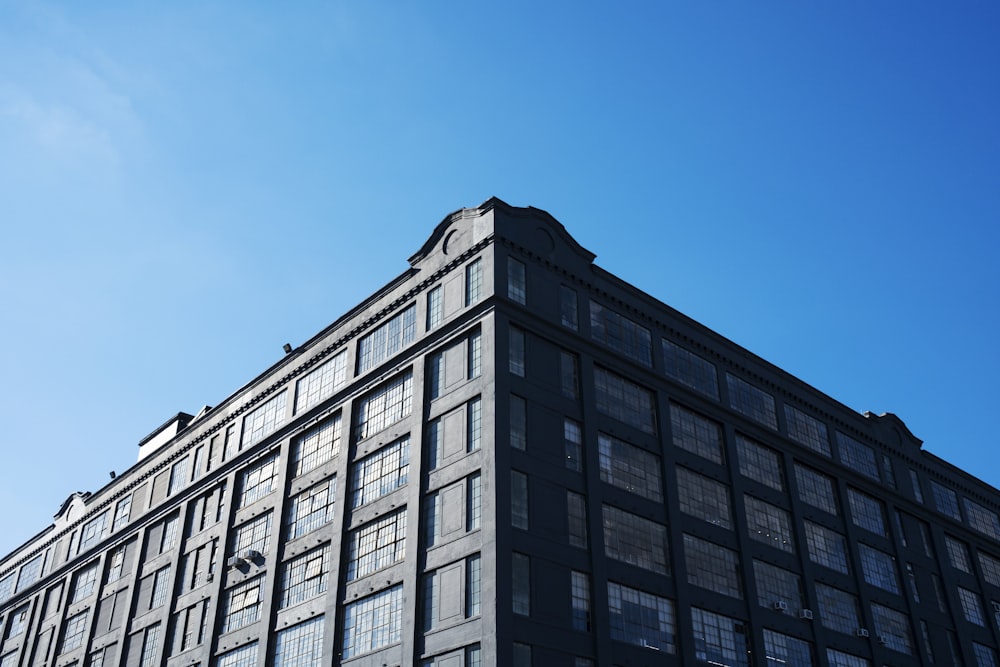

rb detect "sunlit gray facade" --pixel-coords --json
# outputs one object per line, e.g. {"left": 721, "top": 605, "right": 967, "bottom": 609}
{"left": 2, "top": 198, "right": 1000, "bottom": 667}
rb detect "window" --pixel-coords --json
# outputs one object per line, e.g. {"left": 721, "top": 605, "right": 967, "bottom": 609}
{"left": 602, "top": 504, "right": 669, "bottom": 574}
{"left": 744, "top": 495, "right": 794, "bottom": 553}
{"left": 662, "top": 339, "right": 719, "bottom": 399}
{"left": 905, "top": 563, "right": 921, "bottom": 602}
{"left": 469, "top": 331, "right": 482, "bottom": 379}
{"left": 981, "top": 551, "right": 1000, "bottom": 587}
{"left": 78, "top": 512, "right": 109, "bottom": 553}
{"left": 427, "top": 286, "right": 443, "bottom": 330}
{"left": 351, "top": 437, "right": 409, "bottom": 507}
{"left": 341, "top": 584, "right": 403, "bottom": 660}
{"left": 60, "top": 611, "right": 88, "bottom": 653}
{"left": 0, "top": 572, "right": 14, "bottom": 603}
{"left": 965, "top": 498, "right": 1000, "bottom": 540}
{"left": 946, "top": 535, "right": 973, "bottom": 572}
{"left": 881, "top": 454, "right": 896, "bottom": 489}
{"left": 467, "top": 473, "right": 482, "bottom": 531}
{"left": 930, "top": 480, "right": 961, "bottom": 520}
{"left": 726, "top": 373, "right": 777, "bottom": 429}
{"left": 112, "top": 494, "right": 132, "bottom": 530}
{"left": 794, "top": 464, "right": 837, "bottom": 514}
{"left": 826, "top": 649, "right": 870, "bottom": 667}
{"left": 287, "top": 478, "right": 335, "bottom": 539}
{"left": 598, "top": 433, "right": 663, "bottom": 501}
{"left": 279, "top": 546, "right": 330, "bottom": 608}
{"left": 920, "top": 620, "right": 935, "bottom": 663}
{"left": 858, "top": 544, "right": 899, "bottom": 593}
{"left": 292, "top": 414, "right": 341, "bottom": 476}
{"left": 607, "top": 581, "right": 676, "bottom": 653}
{"left": 960, "top": 586, "right": 987, "bottom": 626}
{"left": 670, "top": 403, "right": 723, "bottom": 463}
{"left": 510, "top": 395, "right": 526, "bottom": 450}
{"left": 232, "top": 512, "right": 272, "bottom": 555}
{"left": 159, "top": 513, "right": 180, "bottom": 554}
{"left": 753, "top": 560, "right": 803, "bottom": 610}
{"left": 508, "top": 257, "right": 526, "bottom": 304}
{"left": 676, "top": 467, "right": 732, "bottom": 529}
{"left": 784, "top": 405, "right": 831, "bottom": 456}
{"left": 423, "top": 554, "right": 481, "bottom": 630}
{"left": 973, "top": 642, "right": 999, "bottom": 667}
{"left": 683, "top": 534, "right": 742, "bottom": 599}
{"left": 16, "top": 553, "right": 44, "bottom": 592}
{"left": 274, "top": 616, "right": 324, "bottom": 667}
{"left": 847, "top": 488, "right": 886, "bottom": 536}
{"left": 509, "top": 326, "right": 525, "bottom": 376}
{"left": 106, "top": 544, "right": 128, "bottom": 583}
{"left": 217, "top": 642, "right": 257, "bottom": 667}
{"left": 6, "top": 605, "right": 29, "bottom": 636}
{"left": 467, "top": 646, "right": 482, "bottom": 667}
{"left": 357, "top": 304, "right": 417, "bottom": 373}
{"left": 691, "top": 608, "right": 750, "bottom": 667}
{"left": 136, "top": 623, "right": 161, "bottom": 667}
{"left": 70, "top": 561, "right": 100, "bottom": 603}
{"left": 465, "top": 259, "right": 482, "bottom": 306}
{"left": 347, "top": 511, "right": 407, "bottom": 580}
{"left": 804, "top": 521, "right": 849, "bottom": 573}
{"left": 910, "top": 469, "right": 924, "bottom": 503}
{"left": 294, "top": 350, "right": 348, "bottom": 413}
{"left": 564, "top": 418, "right": 583, "bottom": 471}
{"left": 149, "top": 566, "right": 171, "bottom": 609}
{"left": 513, "top": 553, "right": 530, "bottom": 615}
{"left": 512, "top": 471, "right": 529, "bottom": 529}
{"left": 239, "top": 452, "right": 280, "bottom": 508}
{"left": 595, "top": 367, "right": 656, "bottom": 434}
{"left": 355, "top": 373, "right": 413, "bottom": 440}
{"left": 590, "top": 301, "right": 652, "bottom": 367}
{"left": 560, "top": 285, "right": 578, "bottom": 330}
{"left": 762, "top": 629, "right": 813, "bottom": 667}
{"left": 835, "top": 432, "right": 879, "bottom": 481}
{"left": 815, "top": 583, "right": 860, "bottom": 635}
{"left": 871, "top": 603, "right": 913, "bottom": 654}
{"left": 222, "top": 576, "right": 265, "bottom": 632}
{"left": 736, "top": 434, "right": 784, "bottom": 491}
{"left": 424, "top": 474, "right": 480, "bottom": 548}
{"left": 241, "top": 390, "right": 288, "bottom": 447}
{"left": 513, "top": 643, "right": 532, "bottom": 667}
{"left": 561, "top": 350, "right": 579, "bottom": 399}
{"left": 467, "top": 554, "right": 481, "bottom": 617}
{"left": 428, "top": 333, "right": 481, "bottom": 399}
{"left": 571, "top": 571, "right": 591, "bottom": 631}
{"left": 568, "top": 491, "right": 588, "bottom": 548}
{"left": 168, "top": 457, "right": 189, "bottom": 496}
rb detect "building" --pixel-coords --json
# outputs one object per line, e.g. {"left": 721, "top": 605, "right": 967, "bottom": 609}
{"left": 2, "top": 197, "right": 1000, "bottom": 667}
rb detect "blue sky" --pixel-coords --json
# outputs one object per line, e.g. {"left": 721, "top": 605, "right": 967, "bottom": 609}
{"left": 1, "top": 2, "right": 998, "bottom": 558}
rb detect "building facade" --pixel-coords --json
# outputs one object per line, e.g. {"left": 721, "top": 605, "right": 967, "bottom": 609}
{"left": 2, "top": 198, "right": 1000, "bottom": 667}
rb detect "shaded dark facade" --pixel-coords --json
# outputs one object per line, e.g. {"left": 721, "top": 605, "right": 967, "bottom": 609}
{"left": 2, "top": 198, "right": 1000, "bottom": 667}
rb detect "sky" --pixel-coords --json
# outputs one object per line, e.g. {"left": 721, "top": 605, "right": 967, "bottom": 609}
{"left": 0, "top": 2, "right": 998, "bottom": 559}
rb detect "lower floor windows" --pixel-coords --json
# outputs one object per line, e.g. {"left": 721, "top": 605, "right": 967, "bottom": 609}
{"left": 691, "top": 608, "right": 749, "bottom": 667}
{"left": 341, "top": 585, "right": 403, "bottom": 659}
{"left": 274, "top": 616, "right": 324, "bottom": 667}
{"left": 607, "top": 581, "right": 676, "bottom": 653}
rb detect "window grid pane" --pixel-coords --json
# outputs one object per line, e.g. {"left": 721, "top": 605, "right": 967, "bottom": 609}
{"left": 295, "top": 351, "right": 348, "bottom": 413}
{"left": 676, "top": 467, "right": 732, "bottom": 529}
{"left": 590, "top": 301, "right": 652, "bottom": 367}
{"left": 279, "top": 547, "right": 330, "bottom": 608}
{"left": 273, "top": 616, "right": 324, "bottom": 667}
{"left": 287, "top": 478, "right": 335, "bottom": 539}
{"left": 607, "top": 581, "right": 676, "bottom": 653}
{"left": 355, "top": 374, "right": 413, "bottom": 440}
{"left": 595, "top": 367, "right": 656, "bottom": 434}
{"left": 662, "top": 339, "right": 719, "bottom": 399}
{"left": 351, "top": 437, "right": 409, "bottom": 507}
{"left": 346, "top": 511, "right": 407, "bottom": 581}
{"left": 341, "top": 586, "right": 403, "bottom": 659}
{"left": 602, "top": 505, "right": 669, "bottom": 574}
{"left": 726, "top": 373, "right": 777, "bottom": 429}
{"left": 598, "top": 433, "right": 663, "bottom": 502}
{"left": 292, "top": 415, "right": 342, "bottom": 476}
{"left": 670, "top": 404, "right": 723, "bottom": 464}
{"left": 357, "top": 304, "right": 417, "bottom": 374}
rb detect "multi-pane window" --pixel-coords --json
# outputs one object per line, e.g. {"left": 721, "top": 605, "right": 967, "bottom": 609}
{"left": 60, "top": 611, "right": 88, "bottom": 653}
{"left": 173, "top": 599, "right": 209, "bottom": 653}
{"left": 16, "top": 553, "right": 44, "bottom": 593}
{"left": 910, "top": 469, "right": 924, "bottom": 503}
{"left": 239, "top": 453, "right": 280, "bottom": 508}
{"left": 510, "top": 395, "right": 526, "bottom": 450}
{"left": 465, "top": 259, "right": 483, "bottom": 306}
{"left": 292, "top": 414, "right": 341, "bottom": 476}
{"left": 965, "top": 498, "right": 1000, "bottom": 540}
{"left": 683, "top": 534, "right": 742, "bottom": 599}
{"left": 905, "top": 563, "right": 921, "bottom": 602}
{"left": 784, "top": 405, "right": 831, "bottom": 457}
{"left": 736, "top": 434, "right": 784, "bottom": 491}
{"left": 858, "top": 544, "right": 899, "bottom": 594}
{"left": 351, "top": 437, "right": 409, "bottom": 507}
{"left": 881, "top": 454, "right": 896, "bottom": 489}
{"left": 794, "top": 464, "right": 837, "bottom": 514}
{"left": 826, "top": 649, "right": 870, "bottom": 667}
{"left": 217, "top": 642, "right": 257, "bottom": 667}
{"left": 744, "top": 495, "right": 794, "bottom": 553}
{"left": 508, "top": 257, "right": 526, "bottom": 304}
{"left": 222, "top": 576, "right": 265, "bottom": 632}
{"left": 602, "top": 504, "right": 669, "bottom": 574}
{"left": 571, "top": 571, "right": 591, "bottom": 632}
{"left": 590, "top": 302, "right": 652, "bottom": 367}
{"left": 168, "top": 457, "right": 189, "bottom": 496}
{"left": 662, "top": 339, "right": 719, "bottom": 399}
{"left": 980, "top": 551, "right": 1000, "bottom": 587}
{"left": 871, "top": 603, "right": 913, "bottom": 654}
{"left": 607, "top": 581, "right": 676, "bottom": 653}
{"left": 753, "top": 560, "right": 803, "bottom": 610}
{"left": 467, "top": 554, "right": 482, "bottom": 617}
{"left": 70, "top": 562, "right": 100, "bottom": 603}
{"left": 676, "top": 467, "right": 732, "bottom": 529}
{"left": 468, "top": 397, "right": 482, "bottom": 452}
{"left": 804, "top": 521, "right": 849, "bottom": 574}
{"left": 762, "top": 629, "right": 813, "bottom": 667}
{"left": 835, "top": 432, "right": 879, "bottom": 481}
{"left": 78, "top": 512, "right": 109, "bottom": 553}
{"left": 469, "top": 333, "right": 482, "bottom": 379}
{"left": 509, "top": 326, "right": 525, "bottom": 376}
{"left": 946, "top": 535, "right": 973, "bottom": 572}
{"left": 595, "top": 367, "right": 656, "bottom": 434}
{"left": 560, "top": 285, "right": 578, "bottom": 330}
{"left": 598, "top": 433, "right": 662, "bottom": 501}
{"left": 426, "top": 286, "right": 443, "bottom": 330}
{"left": 467, "top": 473, "right": 482, "bottom": 531}
{"left": 355, "top": 374, "right": 413, "bottom": 440}
{"left": 847, "top": 489, "right": 886, "bottom": 536}
{"left": 347, "top": 511, "right": 407, "bottom": 580}
{"left": 564, "top": 418, "right": 583, "bottom": 471}
{"left": 357, "top": 304, "right": 417, "bottom": 373}
{"left": 670, "top": 403, "right": 723, "bottom": 464}
{"left": 274, "top": 616, "right": 324, "bottom": 667}
{"left": 0, "top": 572, "right": 15, "bottom": 603}
{"left": 960, "top": 586, "right": 987, "bottom": 626}
{"left": 561, "top": 350, "right": 579, "bottom": 399}
{"left": 1, "top": 653, "right": 17, "bottom": 667}
{"left": 930, "top": 480, "right": 961, "bottom": 520}
{"left": 691, "top": 608, "right": 750, "bottom": 667}
{"left": 159, "top": 513, "right": 180, "bottom": 554}
{"left": 112, "top": 495, "right": 132, "bottom": 530}
{"left": 974, "top": 642, "right": 999, "bottom": 667}
{"left": 6, "top": 605, "right": 29, "bottom": 636}
{"left": 137, "top": 623, "right": 161, "bottom": 667}
{"left": 568, "top": 491, "right": 588, "bottom": 548}
{"left": 726, "top": 373, "right": 777, "bottom": 429}
{"left": 287, "top": 478, "right": 335, "bottom": 539}
{"left": 280, "top": 546, "right": 330, "bottom": 608}
{"left": 815, "top": 583, "right": 860, "bottom": 635}
{"left": 150, "top": 567, "right": 171, "bottom": 609}
{"left": 106, "top": 544, "right": 128, "bottom": 583}
{"left": 512, "top": 470, "right": 529, "bottom": 529}
{"left": 920, "top": 620, "right": 935, "bottom": 663}
{"left": 242, "top": 390, "right": 288, "bottom": 448}
{"left": 513, "top": 553, "right": 531, "bottom": 616}
{"left": 513, "top": 643, "right": 531, "bottom": 666}
{"left": 232, "top": 512, "right": 272, "bottom": 556}
{"left": 295, "top": 350, "right": 349, "bottom": 414}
